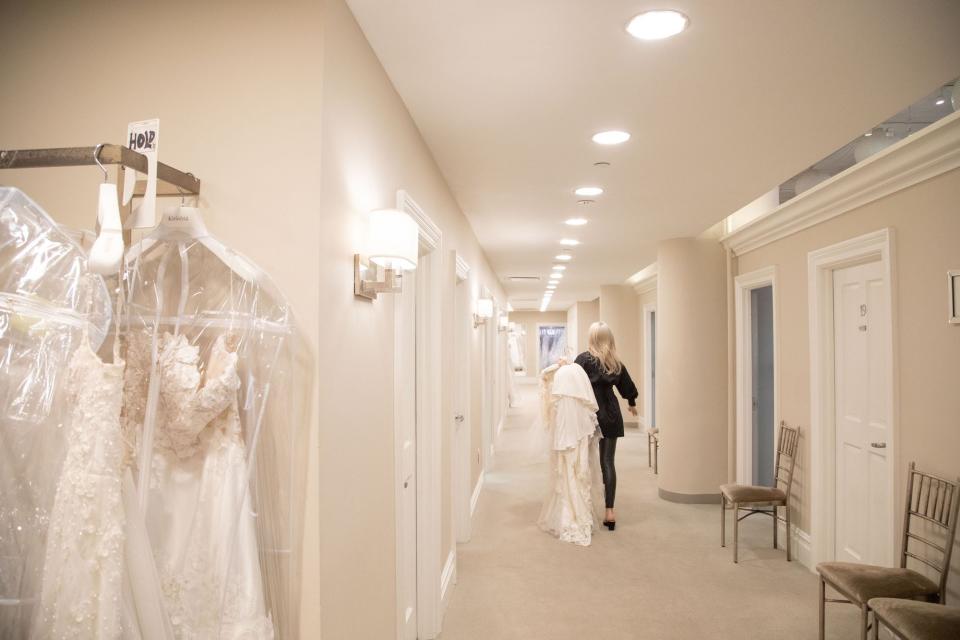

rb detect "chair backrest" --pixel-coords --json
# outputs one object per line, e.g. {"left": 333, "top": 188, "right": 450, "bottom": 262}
{"left": 773, "top": 421, "right": 800, "bottom": 498}
{"left": 899, "top": 462, "right": 960, "bottom": 603}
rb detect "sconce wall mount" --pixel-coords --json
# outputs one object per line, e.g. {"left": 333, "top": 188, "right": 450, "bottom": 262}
{"left": 354, "top": 254, "right": 402, "bottom": 300}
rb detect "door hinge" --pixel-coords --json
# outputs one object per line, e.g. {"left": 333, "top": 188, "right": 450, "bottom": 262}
{"left": 859, "top": 325, "right": 868, "bottom": 332}
{"left": 860, "top": 304, "right": 867, "bottom": 317}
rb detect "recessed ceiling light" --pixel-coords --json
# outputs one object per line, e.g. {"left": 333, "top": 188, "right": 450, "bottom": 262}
{"left": 574, "top": 186, "right": 603, "bottom": 197}
{"left": 592, "top": 130, "right": 631, "bottom": 145}
{"left": 626, "top": 10, "right": 689, "bottom": 40}
{"left": 864, "top": 131, "right": 873, "bottom": 137}
{"left": 565, "top": 217, "right": 588, "bottom": 226}
{"left": 555, "top": 254, "right": 572, "bottom": 261}
{"left": 936, "top": 98, "right": 946, "bottom": 106}
{"left": 547, "top": 285, "right": 557, "bottom": 290}
{"left": 552, "top": 265, "right": 566, "bottom": 271}
{"left": 560, "top": 238, "right": 580, "bottom": 246}
{"left": 550, "top": 273, "right": 563, "bottom": 279}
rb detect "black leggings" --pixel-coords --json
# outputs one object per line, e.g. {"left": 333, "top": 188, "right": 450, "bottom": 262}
{"left": 599, "top": 436, "right": 618, "bottom": 509}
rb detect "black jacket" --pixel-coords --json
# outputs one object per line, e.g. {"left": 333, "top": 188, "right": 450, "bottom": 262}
{"left": 575, "top": 352, "right": 639, "bottom": 439}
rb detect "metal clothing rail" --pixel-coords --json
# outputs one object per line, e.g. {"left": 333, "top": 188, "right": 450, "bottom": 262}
{"left": 0, "top": 144, "right": 201, "bottom": 196}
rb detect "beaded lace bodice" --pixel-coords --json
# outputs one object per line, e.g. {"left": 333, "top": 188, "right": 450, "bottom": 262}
{"left": 34, "top": 338, "right": 126, "bottom": 639}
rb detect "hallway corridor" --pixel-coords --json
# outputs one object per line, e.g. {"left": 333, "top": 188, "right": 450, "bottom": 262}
{"left": 441, "top": 383, "right": 860, "bottom": 639}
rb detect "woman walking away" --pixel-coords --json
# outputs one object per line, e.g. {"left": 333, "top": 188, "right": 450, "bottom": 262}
{"left": 575, "top": 321, "right": 638, "bottom": 531}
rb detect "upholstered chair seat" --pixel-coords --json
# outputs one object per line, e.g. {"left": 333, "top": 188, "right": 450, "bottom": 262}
{"left": 817, "top": 562, "right": 938, "bottom": 603}
{"left": 720, "top": 484, "right": 786, "bottom": 505}
{"left": 869, "top": 598, "right": 960, "bottom": 640}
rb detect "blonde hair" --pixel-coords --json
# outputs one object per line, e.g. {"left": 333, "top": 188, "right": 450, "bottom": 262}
{"left": 587, "top": 321, "right": 622, "bottom": 375}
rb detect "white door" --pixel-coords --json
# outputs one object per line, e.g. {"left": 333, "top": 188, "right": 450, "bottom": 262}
{"left": 833, "top": 260, "right": 891, "bottom": 565}
{"left": 397, "top": 267, "right": 418, "bottom": 639}
{"left": 454, "top": 277, "right": 471, "bottom": 542}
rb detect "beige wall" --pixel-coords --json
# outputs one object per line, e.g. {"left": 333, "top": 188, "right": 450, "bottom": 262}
{"left": 567, "top": 299, "right": 599, "bottom": 356}
{"left": 322, "top": 0, "right": 506, "bottom": 637}
{"left": 508, "top": 310, "right": 567, "bottom": 375}
{"left": 657, "top": 237, "right": 729, "bottom": 498}
{"left": 736, "top": 168, "right": 960, "bottom": 571}
{"left": 599, "top": 285, "right": 640, "bottom": 424}
{"left": 1, "top": 1, "right": 508, "bottom": 637}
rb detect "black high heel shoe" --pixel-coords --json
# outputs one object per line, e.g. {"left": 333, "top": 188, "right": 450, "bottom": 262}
{"left": 603, "top": 520, "right": 616, "bottom": 531}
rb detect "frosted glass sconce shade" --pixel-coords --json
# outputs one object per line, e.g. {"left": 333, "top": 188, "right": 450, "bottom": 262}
{"left": 369, "top": 209, "right": 418, "bottom": 271}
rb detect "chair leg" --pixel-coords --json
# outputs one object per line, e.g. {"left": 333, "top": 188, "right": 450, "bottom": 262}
{"left": 872, "top": 612, "right": 880, "bottom": 640}
{"left": 653, "top": 440, "right": 658, "bottom": 474}
{"left": 818, "top": 577, "right": 826, "bottom": 640}
{"left": 860, "top": 604, "right": 869, "bottom": 640}
{"left": 785, "top": 504, "right": 791, "bottom": 562}
{"left": 720, "top": 495, "right": 726, "bottom": 547}
{"left": 733, "top": 503, "right": 739, "bottom": 563}
{"left": 647, "top": 434, "right": 652, "bottom": 467}
{"left": 773, "top": 505, "right": 778, "bottom": 549}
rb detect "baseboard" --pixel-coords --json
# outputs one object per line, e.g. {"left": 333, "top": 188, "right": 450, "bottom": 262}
{"left": 439, "top": 550, "right": 456, "bottom": 613}
{"left": 777, "top": 519, "right": 813, "bottom": 569}
{"left": 470, "top": 471, "right": 484, "bottom": 517}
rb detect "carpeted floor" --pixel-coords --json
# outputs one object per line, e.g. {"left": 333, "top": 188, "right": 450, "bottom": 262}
{"left": 440, "top": 382, "right": 863, "bottom": 639}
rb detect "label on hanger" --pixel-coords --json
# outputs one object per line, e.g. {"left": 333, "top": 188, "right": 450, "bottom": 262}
{"left": 122, "top": 118, "right": 160, "bottom": 229}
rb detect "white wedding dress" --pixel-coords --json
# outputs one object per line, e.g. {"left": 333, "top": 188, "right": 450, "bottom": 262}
{"left": 124, "top": 331, "right": 273, "bottom": 639}
{"left": 537, "top": 363, "right": 605, "bottom": 546}
{"left": 33, "top": 335, "right": 126, "bottom": 639}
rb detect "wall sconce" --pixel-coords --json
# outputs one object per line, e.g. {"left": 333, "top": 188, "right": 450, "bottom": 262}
{"left": 497, "top": 313, "right": 510, "bottom": 332}
{"left": 474, "top": 297, "right": 494, "bottom": 328}
{"left": 355, "top": 209, "right": 419, "bottom": 300}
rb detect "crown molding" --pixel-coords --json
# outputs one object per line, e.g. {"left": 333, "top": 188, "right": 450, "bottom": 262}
{"left": 723, "top": 110, "right": 960, "bottom": 256}
{"left": 628, "top": 262, "right": 658, "bottom": 294}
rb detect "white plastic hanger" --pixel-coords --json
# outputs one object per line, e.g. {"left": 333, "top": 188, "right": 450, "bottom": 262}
{"left": 88, "top": 144, "right": 125, "bottom": 275}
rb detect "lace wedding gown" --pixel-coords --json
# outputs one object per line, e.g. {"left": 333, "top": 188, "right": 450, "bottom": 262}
{"left": 33, "top": 336, "right": 126, "bottom": 639}
{"left": 537, "top": 363, "right": 604, "bottom": 546}
{"left": 124, "top": 332, "right": 273, "bottom": 639}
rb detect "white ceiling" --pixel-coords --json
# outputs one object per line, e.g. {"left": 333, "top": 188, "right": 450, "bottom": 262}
{"left": 345, "top": 0, "right": 960, "bottom": 310}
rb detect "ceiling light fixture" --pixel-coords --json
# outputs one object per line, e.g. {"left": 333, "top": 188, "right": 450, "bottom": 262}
{"left": 935, "top": 98, "right": 946, "bottom": 106}
{"left": 565, "top": 217, "right": 588, "bottom": 226}
{"left": 591, "top": 131, "right": 631, "bottom": 145}
{"left": 550, "top": 273, "right": 563, "bottom": 279}
{"left": 552, "top": 265, "right": 566, "bottom": 271}
{"left": 555, "top": 254, "right": 572, "bottom": 261}
{"left": 574, "top": 186, "right": 603, "bottom": 197}
{"left": 626, "top": 10, "right": 689, "bottom": 40}
{"left": 559, "top": 238, "right": 580, "bottom": 246}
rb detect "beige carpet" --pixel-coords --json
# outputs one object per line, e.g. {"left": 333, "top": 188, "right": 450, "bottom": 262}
{"left": 440, "top": 383, "right": 863, "bottom": 639}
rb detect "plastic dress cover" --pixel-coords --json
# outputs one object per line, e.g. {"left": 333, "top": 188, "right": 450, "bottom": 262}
{"left": 122, "top": 211, "right": 306, "bottom": 639}
{"left": 0, "top": 187, "right": 112, "bottom": 637}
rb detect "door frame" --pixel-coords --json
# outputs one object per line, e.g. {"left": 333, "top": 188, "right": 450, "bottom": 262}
{"left": 807, "top": 228, "right": 898, "bottom": 568}
{"left": 734, "top": 266, "right": 779, "bottom": 485}
{"left": 394, "top": 190, "right": 443, "bottom": 639}
{"left": 642, "top": 302, "right": 657, "bottom": 430}
{"left": 453, "top": 252, "right": 472, "bottom": 544}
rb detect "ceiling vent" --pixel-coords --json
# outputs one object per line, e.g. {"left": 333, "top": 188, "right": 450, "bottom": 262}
{"left": 506, "top": 275, "right": 541, "bottom": 282}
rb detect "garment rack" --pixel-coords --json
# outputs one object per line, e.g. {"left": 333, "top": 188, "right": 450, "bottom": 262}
{"left": 0, "top": 144, "right": 201, "bottom": 197}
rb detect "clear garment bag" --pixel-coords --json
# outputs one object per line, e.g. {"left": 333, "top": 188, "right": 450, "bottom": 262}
{"left": 0, "top": 187, "right": 112, "bottom": 638}
{"left": 121, "top": 208, "right": 305, "bottom": 639}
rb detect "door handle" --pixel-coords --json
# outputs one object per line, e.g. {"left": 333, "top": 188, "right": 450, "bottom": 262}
{"left": 870, "top": 442, "right": 887, "bottom": 449}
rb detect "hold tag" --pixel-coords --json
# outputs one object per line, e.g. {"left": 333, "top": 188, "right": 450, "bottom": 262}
{"left": 122, "top": 118, "right": 160, "bottom": 229}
